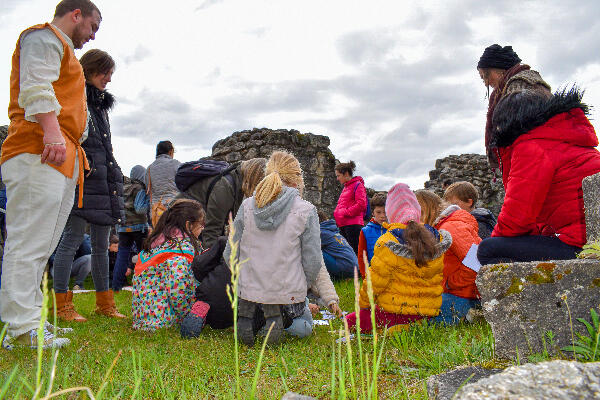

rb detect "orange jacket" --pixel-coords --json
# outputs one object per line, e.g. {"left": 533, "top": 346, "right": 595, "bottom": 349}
{"left": 435, "top": 206, "right": 481, "bottom": 299}
{"left": 2, "top": 23, "right": 88, "bottom": 206}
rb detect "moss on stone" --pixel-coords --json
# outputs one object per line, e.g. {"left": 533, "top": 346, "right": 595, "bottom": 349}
{"left": 525, "top": 263, "right": 556, "bottom": 284}
{"left": 556, "top": 273, "right": 563, "bottom": 280}
{"left": 489, "top": 264, "right": 510, "bottom": 273}
{"left": 564, "top": 269, "right": 572, "bottom": 274}
{"left": 505, "top": 276, "right": 524, "bottom": 296}
{"left": 593, "top": 278, "right": 600, "bottom": 287}
{"left": 536, "top": 262, "right": 556, "bottom": 272}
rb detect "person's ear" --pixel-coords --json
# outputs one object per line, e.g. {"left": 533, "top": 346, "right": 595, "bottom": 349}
{"left": 71, "top": 9, "right": 82, "bottom": 23}
{"left": 468, "top": 199, "right": 474, "bottom": 208}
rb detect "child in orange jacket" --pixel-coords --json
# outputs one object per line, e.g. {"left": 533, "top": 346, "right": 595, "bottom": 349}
{"left": 416, "top": 190, "right": 481, "bottom": 325}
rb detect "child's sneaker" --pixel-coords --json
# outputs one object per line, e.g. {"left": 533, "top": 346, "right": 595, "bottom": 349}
{"left": 237, "top": 299, "right": 257, "bottom": 347}
{"left": 2, "top": 328, "right": 70, "bottom": 350}
{"left": 180, "top": 301, "right": 210, "bottom": 338}
{"left": 262, "top": 304, "right": 283, "bottom": 345}
{"left": 45, "top": 321, "right": 74, "bottom": 335}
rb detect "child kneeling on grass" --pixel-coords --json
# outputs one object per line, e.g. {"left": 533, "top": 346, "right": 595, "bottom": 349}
{"left": 224, "top": 151, "right": 322, "bottom": 347}
{"left": 132, "top": 199, "right": 207, "bottom": 332}
{"left": 345, "top": 183, "right": 452, "bottom": 334}
{"left": 416, "top": 190, "right": 482, "bottom": 325}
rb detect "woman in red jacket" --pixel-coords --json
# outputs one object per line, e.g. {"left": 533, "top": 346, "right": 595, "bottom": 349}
{"left": 333, "top": 161, "right": 367, "bottom": 255}
{"left": 478, "top": 88, "right": 600, "bottom": 265}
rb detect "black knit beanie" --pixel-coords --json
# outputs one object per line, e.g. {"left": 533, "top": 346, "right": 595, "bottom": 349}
{"left": 477, "top": 44, "right": 521, "bottom": 70}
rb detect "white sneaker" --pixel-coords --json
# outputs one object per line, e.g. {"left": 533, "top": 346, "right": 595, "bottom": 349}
{"left": 2, "top": 328, "right": 70, "bottom": 350}
{"left": 45, "top": 321, "right": 74, "bottom": 335}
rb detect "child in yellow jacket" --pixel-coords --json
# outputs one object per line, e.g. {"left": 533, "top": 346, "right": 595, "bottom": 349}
{"left": 345, "top": 183, "right": 452, "bottom": 333}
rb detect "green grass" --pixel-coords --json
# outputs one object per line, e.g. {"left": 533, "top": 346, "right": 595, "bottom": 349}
{"left": 2, "top": 279, "right": 502, "bottom": 399}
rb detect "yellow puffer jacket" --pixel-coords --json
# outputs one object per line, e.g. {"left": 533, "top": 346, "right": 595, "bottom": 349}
{"left": 358, "top": 222, "right": 452, "bottom": 316}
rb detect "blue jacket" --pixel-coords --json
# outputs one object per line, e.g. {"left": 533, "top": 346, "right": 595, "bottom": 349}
{"left": 319, "top": 220, "right": 358, "bottom": 270}
{"left": 361, "top": 220, "right": 387, "bottom": 262}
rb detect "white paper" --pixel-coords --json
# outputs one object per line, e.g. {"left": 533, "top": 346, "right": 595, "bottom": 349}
{"left": 462, "top": 243, "right": 482, "bottom": 273}
{"left": 336, "top": 334, "right": 355, "bottom": 343}
{"left": 313, "top": 319, "right": 330, "bottom": 326}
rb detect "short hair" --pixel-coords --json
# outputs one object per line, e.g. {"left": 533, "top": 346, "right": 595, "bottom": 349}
{"left": 79, "top": 49, "right": 114, "bottom": 81}
{"left": 444, "top": 181, "right": 479, "bottom": 205}
{"left": 370, "top": 193, "right": 386, "bottom": 209}
{"left": 156, "top": 141, "right": 174, "bottom": 157}
{"left": 109, "top": 234, "right": 119, "bottom": 245}
{"left": 54, "top": 0, "right": 101, "bottom": 19}
{"left": 317, "top": 211, "right": 329, "bottom": 223}
{"left": 335, "top": 160, "right": 356, "bottom": 176}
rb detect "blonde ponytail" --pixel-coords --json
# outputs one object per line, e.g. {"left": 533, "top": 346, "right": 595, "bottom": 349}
{"left": 254, "top": 151, "right": 303, "bottom": 208}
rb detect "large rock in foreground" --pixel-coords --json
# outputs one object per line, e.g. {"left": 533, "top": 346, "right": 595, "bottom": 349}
{"left": 454, "top": 360, "right": 600, "bottom": 399}
{"left": 477, "top": 259, "right": 600, "bottom": 360}
{"left": 427, "top": 366, "right": 503, "bottom": 400}
{"left": 583, "top": 172, "right": 600, "bottom": 243}
{"left": 212, "top": 128, "right": 341, "bottom": 216}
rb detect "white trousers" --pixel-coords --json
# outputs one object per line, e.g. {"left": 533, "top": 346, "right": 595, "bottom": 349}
{"left": 0, "top": 153, "right": 78, "bottom": 337}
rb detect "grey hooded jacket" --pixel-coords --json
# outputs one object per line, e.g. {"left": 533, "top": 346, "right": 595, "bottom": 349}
{"left": 224, "top": 186, "right": 322, "bottom": 304}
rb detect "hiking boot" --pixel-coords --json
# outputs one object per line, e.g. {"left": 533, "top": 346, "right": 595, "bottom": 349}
{"left": 262, "top": 304, "right": 283, "bottom": 345}
{"left": 51, "top": 291, "right": 87, "bottom": 322}
{"left": 2, "top": 328, "right": 70, "bottom": 350}
{"left": 237, "top": 299, "right": 257, "bottom": 347}
{"left": 180, "top": 301, "right": 210, "bottom": 338}
{"left": 45, "top": 321, "right": 74, "bottom": 335}
{"left": 95, "top": 290, "right": 126, "bottom": 318}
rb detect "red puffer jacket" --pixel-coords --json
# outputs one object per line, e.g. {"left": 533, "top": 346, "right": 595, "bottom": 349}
{"left": 494, "top": 107, "right": 600, "bottom": 247}
{"left": 436, "top": 206, "right": 482, "bottom": 299}
{"left": 334, "top": 176, "right": 367, "bottom": 227}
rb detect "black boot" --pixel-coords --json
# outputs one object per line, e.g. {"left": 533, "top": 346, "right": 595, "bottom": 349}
{"left": 237, "top": 299, "right": 257, "bottom": 347}
{"left": 262, "top": 304, "right": 283, "bottom": 345}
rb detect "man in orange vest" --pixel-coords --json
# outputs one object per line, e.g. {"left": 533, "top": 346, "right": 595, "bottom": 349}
{"left": 0, "top": 0, "right": 101, "bottom": 350}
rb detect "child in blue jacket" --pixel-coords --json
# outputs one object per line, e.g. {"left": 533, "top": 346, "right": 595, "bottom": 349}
{"left": 357, "top": 193, "right": 387, "bottom": 276}
{"left": 318, "top": 211, "right": 358, "bottom": 279}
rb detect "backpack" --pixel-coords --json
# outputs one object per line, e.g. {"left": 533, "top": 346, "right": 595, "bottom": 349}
{"left": 175, "top": 159, "right": 239, "bottom": 207}
{"left": 354, "top": 182, "right": 370, "bottom": 220}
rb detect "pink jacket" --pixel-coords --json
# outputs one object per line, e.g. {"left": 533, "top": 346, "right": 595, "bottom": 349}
{"left": 334, "top": 176, "right": 367, "bottom": 227}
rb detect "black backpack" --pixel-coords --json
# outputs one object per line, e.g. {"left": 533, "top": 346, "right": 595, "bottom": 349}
{"left": 175, "top": 160, "right": 238, "bottom": 205}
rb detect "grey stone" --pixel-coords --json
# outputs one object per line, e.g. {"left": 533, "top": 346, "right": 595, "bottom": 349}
{"left": 583, "top": 172, "right": 600, "bottom": 243}
{"left": 424, "top": 153, "right": 504, "bottom": 216}
{"left": 455, "top": 360, "right": 600, "bottom": 399}
{"left": 280, "top": 393, "right": 317, "bottom": 400}
{"left": 477, "top": 259, "right": 600, "bottom": 360}
{"left": 427, "top": 366, "right": 502, "bottom": 400}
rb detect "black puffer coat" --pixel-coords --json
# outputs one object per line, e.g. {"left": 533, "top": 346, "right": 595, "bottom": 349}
{"left": 191, "top": 236, "right": 233, "bottom": 329}
{"left": 71, "top": 84, "right": 124, "bottom": 226}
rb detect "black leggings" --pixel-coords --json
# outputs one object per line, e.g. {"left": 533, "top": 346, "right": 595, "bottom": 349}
{"left": 339, "top": 224, "right": 363, "bottom": 255}
{"left": 477, "top": 235, "right": 581, "bottom": 265}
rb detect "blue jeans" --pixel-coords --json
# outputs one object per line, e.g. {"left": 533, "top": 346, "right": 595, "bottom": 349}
{"left": 477, "top": 235, "right": 581, "bottom": 265}
{"left": 323, "top": 251, "right": 356, "bottom": 280}
{"left": 285, "top": 302, "right": 313, "bottom": 338}
{"left": 113, "top": 230, "right": 146, "bottom": 291}
{"left": 433, "top": 293, "right": 480, "bottom": 325}
{"left": 51, "top": 254, "right": 91, "bottom": 287}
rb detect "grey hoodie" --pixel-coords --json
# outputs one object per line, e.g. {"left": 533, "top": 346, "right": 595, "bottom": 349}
{"left": 224, "top": 186, "right": 322, "bottom": 304}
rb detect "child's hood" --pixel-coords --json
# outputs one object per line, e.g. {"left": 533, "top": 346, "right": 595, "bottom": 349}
{"left": 471, "top": 207, "right": 497, "bottom": 222}
{"left": 130, "top": 165, "right": 146, "bottom": 183}
{"left": 253, "top": 186, "right": 299, "bottom": 230}
{"left": 436, "top": 205, "right": 479, "bottom": 231}
{"left": 381, "top": 222, "right": 452, "bottom": 261}
{"left": 320, "top": 219, "right": 339, "bottom": 234}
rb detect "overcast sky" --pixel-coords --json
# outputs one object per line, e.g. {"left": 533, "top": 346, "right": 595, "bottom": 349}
{"left": 1, "top": 0, "right": 599, "bottom": 190}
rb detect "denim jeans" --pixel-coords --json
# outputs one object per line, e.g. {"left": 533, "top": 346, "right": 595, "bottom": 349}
{"left": 113, "top": 230, "right": 147, "bottom": 291}
{"left": 432, "top": 293, "right": 480, "bottom": 326}
{"left": 51, "top": 254, "right": 91, "bottom": 288}
{"left": 53, "top": 215, "right": 111, "bottom": 293}
{"left": 322, "top": 251, "right": 356, "bottom": 280}
{"left": 477, "top": 235, "right": 581, "bottom": 265}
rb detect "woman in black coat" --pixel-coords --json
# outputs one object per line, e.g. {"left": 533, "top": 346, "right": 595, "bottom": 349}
{"left": 52, "top": 49, "right": 125, "bottom": 322}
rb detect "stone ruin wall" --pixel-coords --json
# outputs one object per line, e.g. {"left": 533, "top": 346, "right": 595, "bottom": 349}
{"left": 211, "top": 128, "right": 342, "bottom": 217}
{"left": 424, "top": 153, "right": 505, "bottom": 216}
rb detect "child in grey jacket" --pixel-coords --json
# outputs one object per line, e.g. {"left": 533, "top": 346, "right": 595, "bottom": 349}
{"left": 224, "top": 151, "right": 322, "bottom": 346}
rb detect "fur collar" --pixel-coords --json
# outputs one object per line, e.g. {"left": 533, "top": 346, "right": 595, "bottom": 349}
{"left": 384, "top": 228, "right": 452, "bottom": 261}
{"left": 491, "top": 86, "right": 588, "bottom": 148}
{"left": 86, "top": 83, "right": 115, "bottom": 111}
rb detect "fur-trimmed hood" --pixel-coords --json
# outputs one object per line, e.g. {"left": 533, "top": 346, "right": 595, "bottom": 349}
{"left": 383, "top": 223, "right": 452, "bottom": 261}
{"left": 491, "top": 87, "right": 593, "bottom": 148}
{"left": 86, "top": 83, "right": 115, "bottom": 111}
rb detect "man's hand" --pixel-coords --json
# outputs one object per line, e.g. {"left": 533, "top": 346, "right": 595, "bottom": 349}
{"left": 329, "top": 303, "right": 343, "bottom": 318}
{"left": 35, "top": 112, "right": 66, "bottom": 166}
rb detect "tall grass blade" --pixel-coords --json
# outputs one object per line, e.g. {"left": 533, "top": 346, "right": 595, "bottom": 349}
{"left": 250, "top": 323, "right": 274, "bottom": 399}
{"left": 0, "top": 366, "right": 19, "bottom": 400}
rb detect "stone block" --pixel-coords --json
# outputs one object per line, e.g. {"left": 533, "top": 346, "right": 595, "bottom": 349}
{"left": 477, "top": 259, "right": 600, "bottom": 360}
{"left": 583, "top": 172, "right": 600, "bottom": 243}
{"left": 455, "top": 361, "right": 600, "bottom": 399}
{"left": 427, "top": 366, "right": 502, "bottom": 400}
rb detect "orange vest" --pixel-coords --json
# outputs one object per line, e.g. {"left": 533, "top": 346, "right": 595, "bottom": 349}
{"left": 2, "top": 23, "right": 89, "bottom": 207}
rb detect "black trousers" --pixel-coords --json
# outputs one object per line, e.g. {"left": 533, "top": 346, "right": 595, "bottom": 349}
{"left": 339, "top": 224, "right": 363, "bottom": 255}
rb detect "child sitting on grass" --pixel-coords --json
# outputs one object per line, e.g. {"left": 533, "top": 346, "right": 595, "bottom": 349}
{"left": 318, "top": 211, "right": 358, "bottom": 279}
{"left": 443, "top": 181, "right": 496, "bottom": 240}
{"left": 224, "top": 151, "right": 322, "bottom": 347}
{"left": 357, "top": 193, "right": 388, "bottom": 277}
{"left": 416, "top": 190, "right": 481, "bottom": 325}
{"left": 132, "top": 199, "right": 206, "bottom": 331}
{"left": 345, "top": 183, "right": 452, "bottom": 334}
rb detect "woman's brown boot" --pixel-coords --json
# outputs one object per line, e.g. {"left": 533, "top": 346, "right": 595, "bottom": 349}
{"left": 51, "top": 291, "right": 87, "bottom": 322}
{"left": 95, "top": 290, "right": 126, "bottom": 318}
